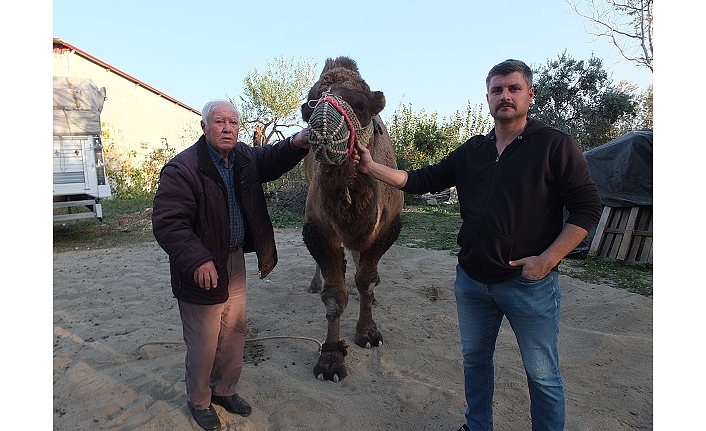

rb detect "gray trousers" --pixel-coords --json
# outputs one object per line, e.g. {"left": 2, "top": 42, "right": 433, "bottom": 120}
{"left": 178, "top": 248, "right": 246, "bottom": 410}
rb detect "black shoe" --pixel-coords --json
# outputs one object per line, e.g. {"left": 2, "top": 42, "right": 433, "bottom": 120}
{"left": 211, "top": 393, "right": 252, "bottom": 417}
{"left": 457, "top": 425, "right": 471, "bottom": 431}
{"left": 189, "top": 404, "right": 221, "bottom": 430}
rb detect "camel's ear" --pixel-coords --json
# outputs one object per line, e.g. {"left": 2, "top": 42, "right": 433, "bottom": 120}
{"left": 301, "top": 86, "right": 319, "bottom": 122}
{"left": 370, "top": 91, "right": 386, "bottom": 116}
{"left": 301, "top": 101, "right": 313, "bottom": 123}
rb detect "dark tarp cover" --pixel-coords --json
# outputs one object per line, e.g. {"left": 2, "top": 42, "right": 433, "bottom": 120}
{"left": 583, "top": 129, "right": 653, "bottom": 207}
{"left": 567, "top": 129, "right": 653, "bottom": 258}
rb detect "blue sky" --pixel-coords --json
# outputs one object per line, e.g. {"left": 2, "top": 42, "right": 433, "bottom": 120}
{"left": 51, "top": 0, "right": 653, "bottom": 121}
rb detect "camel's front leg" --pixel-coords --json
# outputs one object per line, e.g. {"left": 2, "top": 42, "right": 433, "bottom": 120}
{"left": 354, "top": 254, "right": 382, "bottom": 348}
{"left": 302, "top": 222, "right": 350, "bottom": 382}
{"left": 353, "top": 216, "right": 402, "bottom": 348}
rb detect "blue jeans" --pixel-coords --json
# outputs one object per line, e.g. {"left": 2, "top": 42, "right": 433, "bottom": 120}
{"left": 454, "top": 265, "right": 564, "bottom": 431}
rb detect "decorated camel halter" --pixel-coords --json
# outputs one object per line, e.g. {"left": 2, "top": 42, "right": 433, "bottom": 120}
{"left": 307, "top": 90, "right": 374, "bottom": 165}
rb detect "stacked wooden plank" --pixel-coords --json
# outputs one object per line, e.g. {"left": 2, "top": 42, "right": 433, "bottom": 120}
{"left": 588, "top": 206, "right": 653, "bottom": 264}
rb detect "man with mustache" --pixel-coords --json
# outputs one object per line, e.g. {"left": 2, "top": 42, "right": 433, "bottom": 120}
{"left": 353, "top": 59, "right": 602, "bottom": 431}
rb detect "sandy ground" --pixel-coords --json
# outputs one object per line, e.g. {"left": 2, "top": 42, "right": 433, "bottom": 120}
{"left": 53, "top": 228, "right": 652, "bottom": 430}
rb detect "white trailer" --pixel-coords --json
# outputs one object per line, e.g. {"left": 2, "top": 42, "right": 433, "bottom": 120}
{"left": 53, "top": 77, "right": 112, "bottom": 221}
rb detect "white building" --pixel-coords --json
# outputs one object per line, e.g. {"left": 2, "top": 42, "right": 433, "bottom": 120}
{"left": 53, "top": 38, "right": 202, "bottom": 159}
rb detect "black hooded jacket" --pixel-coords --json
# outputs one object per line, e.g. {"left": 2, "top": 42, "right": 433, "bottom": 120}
{"left": 402, "top": 118, "right": 602, "bottom": 284}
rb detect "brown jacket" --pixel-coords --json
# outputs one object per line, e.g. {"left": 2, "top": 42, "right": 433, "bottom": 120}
{"left": 152, "top": 135, "right": 307, "bottom": 304}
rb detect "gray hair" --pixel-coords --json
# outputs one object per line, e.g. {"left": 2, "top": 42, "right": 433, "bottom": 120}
{"left": 201, "top": 99, "right": 239, "bottom": 125}
{"left": 485, "top": 59, "right": 533, "bottom": 89}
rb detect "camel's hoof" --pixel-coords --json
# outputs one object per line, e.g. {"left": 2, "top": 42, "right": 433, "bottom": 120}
{"left": 364, "top": 339, "right": 383, "bottom": 348}
{"left": 314, "top": 341, "right": 348, "bottom": 382}
{"left": 316, "top": 373, "right": 341, "bottom": 382}
{"left": 355, "top": 329, "right": 383, "bottom": 349}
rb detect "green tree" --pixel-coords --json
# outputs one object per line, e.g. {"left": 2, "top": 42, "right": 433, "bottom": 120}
{"left": 613, "top": 80, "right": 653, "bottom": 133}
{"left": 389, "top": 102, "right": 492, "bottom": 170}
{"left": 235, "top": 56, "right": 318, "bottom": 145}
{"left": 640, "top": 83, "right": 653, "bottom": 128}
{"left": 529, "top": 52, "right": 637, "bottom": 149}
{"left": 448, "top": 101, "right": 494, "bottom": 143}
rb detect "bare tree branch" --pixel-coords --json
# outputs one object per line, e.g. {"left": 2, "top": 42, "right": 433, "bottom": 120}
{"left": 567, "top": 0, "right": 653, "bottom": 72}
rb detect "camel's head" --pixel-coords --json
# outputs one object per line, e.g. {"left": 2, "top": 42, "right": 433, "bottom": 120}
{"left": 301, "top": 57, "right": 386, "bottom": 165}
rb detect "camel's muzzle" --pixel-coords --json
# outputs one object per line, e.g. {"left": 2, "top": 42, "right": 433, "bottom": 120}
{"left": 307, "top": 92, "right": 373, "bottom": 165}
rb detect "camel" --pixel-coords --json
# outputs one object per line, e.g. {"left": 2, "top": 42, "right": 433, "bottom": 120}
{"left": 299, "top": 57, "right": 403, "bottom": 382}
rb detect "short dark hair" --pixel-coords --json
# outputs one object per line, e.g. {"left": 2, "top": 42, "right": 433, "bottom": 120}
{"left": 486, "top": 59, "right": 533, "bottom": 89}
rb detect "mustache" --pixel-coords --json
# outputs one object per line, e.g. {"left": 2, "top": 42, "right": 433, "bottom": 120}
{"left": 496, "top": 102, "right": 515, "bottom": 110}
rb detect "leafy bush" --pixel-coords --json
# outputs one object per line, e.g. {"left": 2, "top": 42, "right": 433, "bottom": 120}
{"left": 104, "top": 142, "right": 177, "bottom": 199}
{"left": 389, "top": 102, "right": 491, "bottom": 170}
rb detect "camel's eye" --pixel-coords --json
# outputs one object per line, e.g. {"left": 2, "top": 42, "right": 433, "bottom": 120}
{"left": 351, "top": 101, "right": 368, "bottom": 117}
